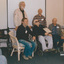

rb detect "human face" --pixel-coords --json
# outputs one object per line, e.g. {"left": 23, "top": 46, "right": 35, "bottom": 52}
{"left": 23, "top": 19, "right": 28, "bottom": 27}
{"left": 20, "top": 2, "right": 25, "bottom": 10}
{"left": 38, "top": 9, "right": 43, "bottom": 16}
{"left": 52, "top": 18, "right": 57, "bottom": 25}
{"left": 34, "top": 20, "right": 40, "bottom": 26}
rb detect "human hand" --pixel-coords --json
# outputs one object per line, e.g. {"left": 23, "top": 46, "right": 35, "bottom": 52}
{"left": 45, "top": 33, "right": 48, "bottom": 36}
{"left": 48, "top": 34, "right": 52, "bottom": 36}
{"left": 32, "top": 36, "right": 36, "bottom": 41}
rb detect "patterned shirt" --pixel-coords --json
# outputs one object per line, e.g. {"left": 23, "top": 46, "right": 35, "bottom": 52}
{"left": 32, "top": 14, "right": 47, "bottom": 27}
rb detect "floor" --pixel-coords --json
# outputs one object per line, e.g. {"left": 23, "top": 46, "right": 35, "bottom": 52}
{"left": 1, "top": 48, "right": 64, "bottom": 64}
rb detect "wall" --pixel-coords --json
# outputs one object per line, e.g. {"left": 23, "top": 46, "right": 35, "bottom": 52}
{"left": 8, "top": 0, "right": 45, "bottom": 28}
{"left": 0, "top": 0, "right": 64, "bottom": 29}
{"left": 63, "top": 0, "right": 64, "bottom": 24}
{"left": 46, "top": 0, "right": 64, "bottom": 27}
{"left": 0, "top": 0, "right": 7, "bottom": 29}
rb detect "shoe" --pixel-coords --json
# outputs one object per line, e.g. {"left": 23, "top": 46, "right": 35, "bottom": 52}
{"left": 55, "top": 50, "right": 58, "bottom": 53}
{"left": 49, "top": 48, "right": 56, "bottom": 51}
{"left": 57, "top": 48, "right": 60, "bottom": 52}
{"left": 44, "top": 49, "right": 48, "bottom": 52}
{"left": 28, "top": 56, "right": 32, "bottom": 59}
{"left": 52, "top": 48, "right": 56, "bottom": 51}
{"left": 23, "top": 55, "right": 29, "bottom": 60}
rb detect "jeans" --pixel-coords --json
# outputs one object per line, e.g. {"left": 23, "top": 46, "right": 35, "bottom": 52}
{"left": 52, "top": 35, "right": 63, "bottom": 49}
{"left": 19, "top": 40, "right": 36, "bottom": 57}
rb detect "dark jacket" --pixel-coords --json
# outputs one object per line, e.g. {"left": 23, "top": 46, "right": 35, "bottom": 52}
{"left": 16, "top": 24, "right": 34, "bottom": 41}
{"left": 33, "top": 25, "right": 46, "bottom": 37}
{"left": 48, "top": 23, "right": 62, "bottom": 36}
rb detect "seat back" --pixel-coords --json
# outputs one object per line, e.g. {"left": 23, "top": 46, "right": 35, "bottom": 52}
{"left": 9, "top": 31, "right": 19, "bottom": 48}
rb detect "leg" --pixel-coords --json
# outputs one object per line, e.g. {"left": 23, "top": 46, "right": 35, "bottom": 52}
{"left": 19, "top": 40, "right": 32, "bottom": 57}
{"left": 58, "top": 37, "right": 64, "bottom": 48}
{"left": 52, "top": 35, "right": 58, "bottom": 49}
{"left": 38, "top": 35, "right": 48, "bottom": 51}
{"left": 29, "top": 41, "right": 36, "bottom": 56}
{"left": 45, "top": 36, "right": 53, "bottom": 49}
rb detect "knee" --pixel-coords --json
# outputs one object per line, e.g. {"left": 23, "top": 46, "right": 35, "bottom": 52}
{"left": 31, "top": 41, "right": 36, "bottom": 48}
{"left": 38, "top": 35, "right": 44, "bottom": 41}
{"left": 48, "top": 36, "right": 52, "bottom": 38}
{"left": 48, "top": 36, "right": 53, "bottom": 40}
{"left": 26, "top": 43, "right": 32, "bottom": 48}
{"left": 25, "top": 44, "right": 31, "bottom": 50}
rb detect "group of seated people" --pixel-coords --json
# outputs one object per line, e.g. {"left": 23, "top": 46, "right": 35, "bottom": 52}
{"left": 14, "top": 1, "right": 64, "bottom": 60}
{"left": 16, "top": 17, "right": 64, "bottom": 60}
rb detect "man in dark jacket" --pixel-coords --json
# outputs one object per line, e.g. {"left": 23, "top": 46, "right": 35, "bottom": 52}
{"left": 16, "top": 18, "right": 36, "bottom": 60}
{"left": 33, "top": 20, "right": 53, "bottom": 52}
{"left": 48, "top": 18, "right": 63, "bottom": 50}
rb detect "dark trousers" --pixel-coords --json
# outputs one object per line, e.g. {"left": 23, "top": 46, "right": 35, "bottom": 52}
{"left": 52, "top": 35, "right": 63, "bottom": 49}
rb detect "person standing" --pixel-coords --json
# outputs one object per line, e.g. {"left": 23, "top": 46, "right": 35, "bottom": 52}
{"left": 14, "top": 1, "right": 28, "bottom": 30}
{"left": 32, "top": 9, "right": 46, "bottom": 27}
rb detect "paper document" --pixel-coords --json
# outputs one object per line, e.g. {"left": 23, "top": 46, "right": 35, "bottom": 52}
{"left": 43, "top": 28, "right": 52, "bottom": 33}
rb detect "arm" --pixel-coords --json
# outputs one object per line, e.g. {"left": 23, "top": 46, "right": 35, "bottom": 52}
{"left": 48, "top": 24, "right": 52, "bottom": 31}
{"left": 43, "top": 17, "right": 47, "bottom": 27}
{"left": 33, "top": 26, "right": 46, "bottom": 36}
{"left": 32, "top": 16, "right": 36, "bottom": 26}
{"left": 14, "top": 10, "right": 19, "bottom": 30}
{"left": 16, "top": 27, "right": 20, "bottom": 40}
{"left": 27, "top": 27, "right": 35, "bottom": 36}
{"left": 59, "top": 25, "right": 62, "bottom": 36}
{"left": 25, "top": 11, "right": 28, "bottom": 18}
{"left": 27, "top": 27, "right": 36, "bottom": 41}
{"left": 16, "top": 26, "right": 23, "bottom": 40}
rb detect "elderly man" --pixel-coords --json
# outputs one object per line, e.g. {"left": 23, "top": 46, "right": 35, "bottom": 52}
{"left": 33, "top": 20, "right": 53, "bottom": 52}
{"left": 14, "top": 1, "right": 28, "bottom": 30}
{"left": 32, "top": 9, "right": 46, "bottom": 27}
{"left": 48, "top": 18, "right": 63, "bottom": 50}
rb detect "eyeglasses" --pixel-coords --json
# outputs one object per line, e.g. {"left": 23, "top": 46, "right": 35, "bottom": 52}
{"left": 35, "top": 21, "right": 39, "bottom": 23}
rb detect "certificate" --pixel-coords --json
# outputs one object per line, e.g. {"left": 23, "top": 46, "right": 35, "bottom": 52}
{"left": 43, "top": 28, "right": 52, "bottom": 33}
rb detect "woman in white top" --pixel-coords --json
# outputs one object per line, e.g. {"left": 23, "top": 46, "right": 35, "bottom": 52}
{"left": 14, "top": 1, "right": 28, "bottom": 30}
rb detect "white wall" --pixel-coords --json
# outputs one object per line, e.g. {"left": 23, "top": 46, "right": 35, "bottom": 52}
{"left": 8, "top": 0, "right": 46, "bottom": 28}
{"left": 0, "top": 0, "right": 7, "bottom": 29}
{"left": 46, "top": 0, "right": 64, "bottom": 27}
{"left": 0, "top": 0, "right": 64, "bottom": 29}
{"left": 63, "top": 0, "right": 64, "bottom": 24}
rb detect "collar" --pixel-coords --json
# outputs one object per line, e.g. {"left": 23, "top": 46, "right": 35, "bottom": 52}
{"left": 52, "top": 23, "right": 57, "bottom": 27}
{"left": 20, "top": 8, "right": 24, "bottom": 12}
{"left": 37, "top": 14, "right": 42, "bottom": 17}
